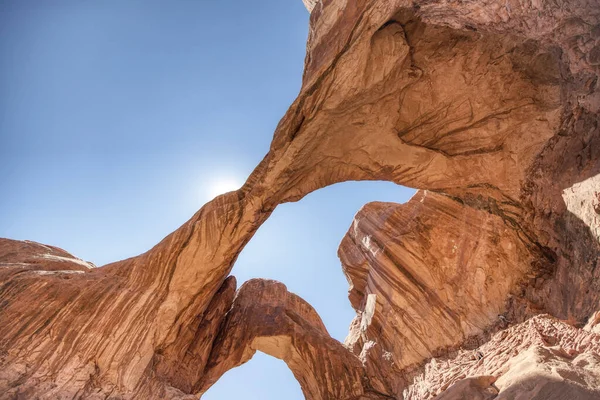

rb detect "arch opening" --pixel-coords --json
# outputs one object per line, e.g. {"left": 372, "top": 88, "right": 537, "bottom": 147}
{"left": 230, "top": 180, "right": 416, "bottom": 342}
{"left": 202, "top": 351, "right": 303, "bottom": 400}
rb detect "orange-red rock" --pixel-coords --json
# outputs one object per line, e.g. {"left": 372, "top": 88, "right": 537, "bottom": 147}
{"left": 197, "top": 279, "right": 391, "bottom": 400}
{"left": 1, "top": 0, "right": 599, "bottom": 398}
{"left": 340, "top": 190, "right": 536, "bottom": 395}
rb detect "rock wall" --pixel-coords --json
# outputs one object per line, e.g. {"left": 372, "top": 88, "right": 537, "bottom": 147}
{"left": 408, "top": 314, "right": 600, "bottom": 399}
{"left": 340, "top": 191, "right": 536, "bottom": 395}
{"left": 0, "top": 0, "right": 599, "bottom": 399}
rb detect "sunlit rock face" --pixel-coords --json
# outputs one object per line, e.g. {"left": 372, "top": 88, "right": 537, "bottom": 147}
{"left": 0, "top": 238, "right": 96, "bottom": 272}
{"left": 562, "top": 173, "right": 600, "bottom": 244}
{"left": 407, "top": 314, "right": 600, "bottom": 399}
{"left": 302, "top": 0, "right": 319, "bottom": 13}
{"left": 196, "top": 279, "right": 391, "bottom": 400}
{"left": 0, "top": 0, "right": 599, "bottom": 399}
{"left": 340, "top": 191, "right": 535, "bottom": 394}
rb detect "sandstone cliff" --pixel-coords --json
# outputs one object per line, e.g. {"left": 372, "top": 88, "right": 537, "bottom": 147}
{"left": 1, "top": 0, "right": 599, "bottom": 399}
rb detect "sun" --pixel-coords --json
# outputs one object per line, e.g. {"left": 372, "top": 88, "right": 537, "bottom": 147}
{"left": 207, "top": 178, "right": 242, "bottom": 200}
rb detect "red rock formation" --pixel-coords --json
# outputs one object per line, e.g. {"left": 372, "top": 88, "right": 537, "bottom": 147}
{"left": 407, "top": 314, "right": 600, "bottom": 399}
{"left": 197, "top": 279, "right": 390, "bottom": 400}
{"left": 1, "top": 0, "right": 599, "bottom": 398}
{"left": 340, "top": 190, "right": 536, "bottom": 394}
{"left": 0, "top": 238, "right": 95, "bottom": 273}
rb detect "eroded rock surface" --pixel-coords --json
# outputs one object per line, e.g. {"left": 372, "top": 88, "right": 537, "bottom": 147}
{"left": 197, "top": 279, "right": 391, "bottom": 400}
{"left": 0, "top": 238, "right": 95, "bottom": 273}
{"left": 302, "top": 0, "right": 319, "bottom": 12}
{"left": 1, "top": 0, "right": 599, "bottom": 398}
{"left": 340, "top": 190, "right": 536, "bottom": 394}
{"left": 408, "top": 314, "right": 600, "bottom": 399}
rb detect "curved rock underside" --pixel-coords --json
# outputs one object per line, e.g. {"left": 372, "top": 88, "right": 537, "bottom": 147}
{"left": 1, "top": 0, "right": 600, "bottom": 399}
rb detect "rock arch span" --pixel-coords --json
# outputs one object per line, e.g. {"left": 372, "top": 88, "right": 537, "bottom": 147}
{"left": 1, "top": 0, "right": 600, "bottom": 399}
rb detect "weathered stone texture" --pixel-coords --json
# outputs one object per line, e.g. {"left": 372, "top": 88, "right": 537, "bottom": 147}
{"left": 1, "top": 0, "right": 599, "bottom": 398}
{"left": 407, "top": 314, "right": 600, "bottom": 399}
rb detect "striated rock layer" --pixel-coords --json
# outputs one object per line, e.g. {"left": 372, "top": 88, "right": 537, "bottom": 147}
{"left": 340, "top": 190, "right": 536, "bottom": 394}
{"left": 409, "top": 314, "right": 600, "bottom": 399}
{"left": 197, "top": 279, "right": 391, "bottom": 399}
{"left": 1, "top": 0, "right": 599, "bottom": 399}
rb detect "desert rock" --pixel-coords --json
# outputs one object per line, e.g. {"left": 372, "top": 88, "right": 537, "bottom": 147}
{"left": 1, "top": 0, "right": 599, "bottom": 398}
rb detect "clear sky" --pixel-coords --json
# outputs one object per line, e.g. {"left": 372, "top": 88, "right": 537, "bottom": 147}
{"left": 0, "top": 1, "right": 415, "bottom": 398}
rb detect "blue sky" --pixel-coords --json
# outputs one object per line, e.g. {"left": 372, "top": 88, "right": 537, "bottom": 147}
{"left": 0, "top": 1, "right": 415, "bottom": 398}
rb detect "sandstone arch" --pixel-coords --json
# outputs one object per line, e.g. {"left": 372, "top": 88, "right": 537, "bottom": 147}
{"left": 196, "top": 279, "right": 390, "bottom": 400}
{"left": 1, "top": 0, "right": 599, "bottom": 399}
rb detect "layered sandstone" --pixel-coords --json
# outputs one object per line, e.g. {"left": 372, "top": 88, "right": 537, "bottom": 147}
{"left": 409, "top": 314, "right": 600, "bottom": 399}
{"left": 340, "top": 190, "right": 536, "bottom": 395}
{"left": 197, "top": 279, "right": 390, "bottom": 399}
{"left": 1, "top": 0, "right": 599, "bottom": 399}
{"left": 0, "top": 238, "right": 95, "bottom": 273}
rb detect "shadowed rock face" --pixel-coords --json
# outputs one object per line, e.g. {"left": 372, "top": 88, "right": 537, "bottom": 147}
{"left": 1, "top": 0, "right": 599, "bottom": 399}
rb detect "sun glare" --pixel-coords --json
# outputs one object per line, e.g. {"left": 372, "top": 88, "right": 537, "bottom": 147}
{"left": 207, "top": 179, "right": 242, "bottom": 200}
